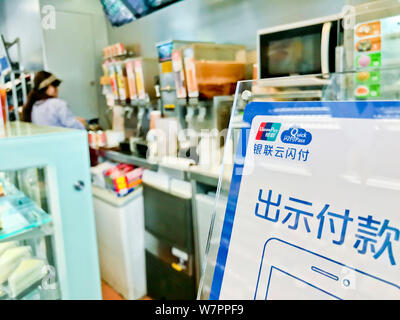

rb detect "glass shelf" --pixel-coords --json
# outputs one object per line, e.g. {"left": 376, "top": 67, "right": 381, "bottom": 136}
{"left": 0, "top": 179, "right": 51, "bottom": 242}
{"left": 0, "top": 279, "right": 42, "bottom": 300}
{"left": 0, "top": 280, "right": 60, "bottom": 300}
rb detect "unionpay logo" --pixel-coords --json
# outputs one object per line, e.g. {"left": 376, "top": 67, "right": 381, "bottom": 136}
{"left": 256, "top": 122, "right": 281, "bottom": 141}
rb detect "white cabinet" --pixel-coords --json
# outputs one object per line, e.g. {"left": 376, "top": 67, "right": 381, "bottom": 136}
{"left": 92, "top": 186, "right": 146, "bottom": 300}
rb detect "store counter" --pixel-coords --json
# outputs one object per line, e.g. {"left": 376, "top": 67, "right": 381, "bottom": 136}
{"left": 188, "top": 165, "right": 220, "bottom": 187}
{"left": 188, "top": 164, "right": 233, "bottom": 187}
{"left": 99, "top": 150, "right": 233, "bottom": 294}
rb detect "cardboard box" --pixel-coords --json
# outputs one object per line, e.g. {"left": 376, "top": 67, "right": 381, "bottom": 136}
{"left": 104, "top": 164, "right": 144, "bottom": 197}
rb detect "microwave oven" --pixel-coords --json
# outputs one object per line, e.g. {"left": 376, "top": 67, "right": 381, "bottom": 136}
{"left": 258, "top": 14, "right": 344, "bottom": 79}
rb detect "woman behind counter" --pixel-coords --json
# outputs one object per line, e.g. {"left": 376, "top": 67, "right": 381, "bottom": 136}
{"left": 22, "top": 71, "right": 87, "bottom": 130}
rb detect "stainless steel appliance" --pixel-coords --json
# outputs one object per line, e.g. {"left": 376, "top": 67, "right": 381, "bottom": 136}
{"left": 258, "top": 14, "right": 344, "bottom": 80}
{"left": 155, "top": 40, "right": 193, "bottom": 128}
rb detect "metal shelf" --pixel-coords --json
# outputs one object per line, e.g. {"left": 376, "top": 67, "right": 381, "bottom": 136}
{"left": 252, "top": 76, "right": 331, "bottom": 88}
{"left": 100, "top": 150, "right": 159, "bottom": 171}
{"left": 113, "top": 99, "right": 151, "bottom": 107}
{"left": 251, "top": 90, "right": 323, "bottom": 100}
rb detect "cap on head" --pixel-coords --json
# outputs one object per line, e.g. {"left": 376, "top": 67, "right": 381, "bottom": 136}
{"left": 34, "top": 71, "right": 62, "bottom": 91}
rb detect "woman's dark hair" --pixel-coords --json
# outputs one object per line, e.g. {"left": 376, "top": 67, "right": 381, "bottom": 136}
{"left": 22, "top": 71, "right": 57, "bottom": 122}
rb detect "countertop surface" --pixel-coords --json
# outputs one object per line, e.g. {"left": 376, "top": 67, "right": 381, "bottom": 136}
{"left": 100, "top": 149, "right": 233, "bottom": 186}
{"left": 0, "top": 121, "right": 81, "bottom": 139}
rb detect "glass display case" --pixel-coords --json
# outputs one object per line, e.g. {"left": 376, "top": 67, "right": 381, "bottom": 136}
{"left": 0, "top": 122, "right": 101, "bottom": 300}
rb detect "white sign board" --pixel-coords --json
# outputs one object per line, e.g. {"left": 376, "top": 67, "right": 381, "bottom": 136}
{"left": 210, "top": 101, "right": 400, "bottom": 300}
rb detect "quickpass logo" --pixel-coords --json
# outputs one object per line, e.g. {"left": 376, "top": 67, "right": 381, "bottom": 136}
{"left": 256, "top": 122, "right": 281, "bottom": 141}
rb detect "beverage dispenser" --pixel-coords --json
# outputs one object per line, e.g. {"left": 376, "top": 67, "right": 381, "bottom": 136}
{"left": 155, "top": 40, "right": 191, "bottom": 129}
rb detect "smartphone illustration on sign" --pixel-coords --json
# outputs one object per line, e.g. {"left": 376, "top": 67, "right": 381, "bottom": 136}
{"left": 254, "top": 238, "right": 400, "bottom": 300}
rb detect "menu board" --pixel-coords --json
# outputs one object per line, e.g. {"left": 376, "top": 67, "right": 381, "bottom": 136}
{"left": 354, "top": 15, "right": 400, "bottom": 99}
